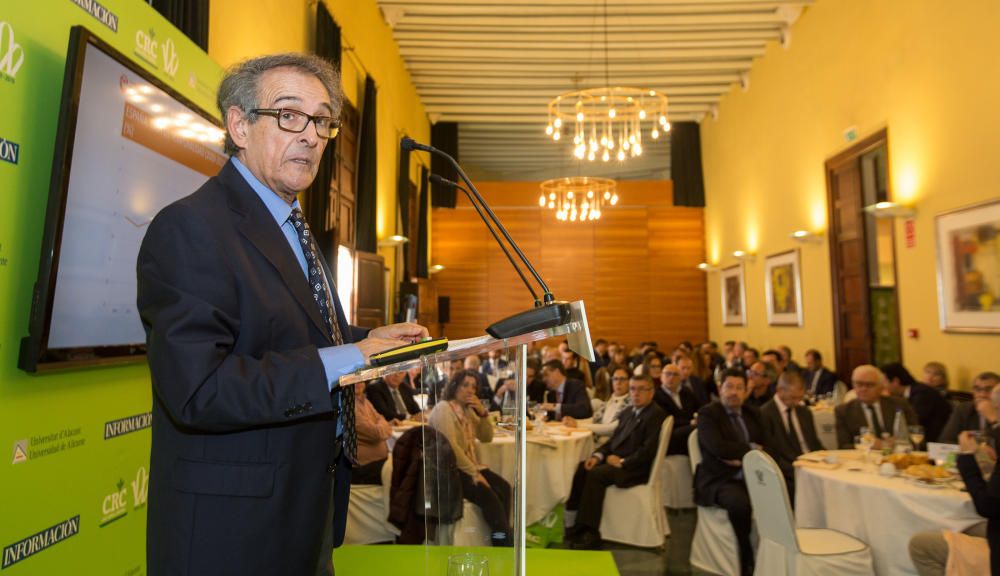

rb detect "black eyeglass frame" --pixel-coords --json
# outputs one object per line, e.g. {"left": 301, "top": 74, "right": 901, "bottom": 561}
{"left": 251, "top": 108, "right": 340, "bottom": 139}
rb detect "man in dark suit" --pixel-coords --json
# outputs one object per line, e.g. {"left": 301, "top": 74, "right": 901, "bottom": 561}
{"left": 744, "top": 360, "right": 776, "bottom": 409}
{"left": 695, "top": 369, "right": 765, "bottom": 576}
{"left": 882, "top": 362, "right": 952, "bottom": 445}
{"left": 654, "top": 363, "right": 699, "bottom": 455}
{"left": 540, "top": 360, "right": 593, "bottom": 420}
{"left": 835, "top": 365, "right": 918, "bottom": 449}
{"left": 760, "top": 370, "right": 823, "bottom": 502}
{"left": 565, "top": 373, "right": 667, "bottom": 549}
{"left": 803, "top": 349, "right": 839, "bottom": 397}
{"left": 491, "top": 360, "right": 545, "bottom": 411}
{"left": 366, "top": 371, "right": 421, "bottom": 422}
{"left": 939, "top": 372, "right": 1000, "bottom": 443}
{"left": 677, "top": 355, "right": 715, "bottom": 406}
{"left": 137, "top": 54, "right": 427, "bottom": 576}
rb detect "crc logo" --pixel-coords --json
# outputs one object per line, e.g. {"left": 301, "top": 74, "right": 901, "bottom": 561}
{"left": 161, "top": 38, "right": 179, "bottom": 77}
{"left": 100, "top": 478, "right": 128, "bottom": 526}
{"left": 134, "top": 28, "right": 158, "bottom": 65}
{"left": 0, "top": 21, "right": 25, "bottom": 80}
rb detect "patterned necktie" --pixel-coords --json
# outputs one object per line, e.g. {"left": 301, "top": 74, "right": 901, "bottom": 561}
{"left": 288, "top": 208, "right": 355, "bottom": 463}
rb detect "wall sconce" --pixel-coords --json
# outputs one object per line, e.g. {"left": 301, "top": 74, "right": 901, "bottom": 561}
{"left": 377, "top": 234, "right": 409, "bottom": 247}
{"left": 429, "top": 264, "right": 445, "bottom": 274}
{"left": 732, "top": 250, "right": 756, "bottom": 262}
{"left": 697, "top": 262, "right": 720, "bottom": 272}
{"left": 790, "top": 230, "right": 824, "bottom": 244}
{"left": 863, "top": 201, "right": 916, "bottom": 219}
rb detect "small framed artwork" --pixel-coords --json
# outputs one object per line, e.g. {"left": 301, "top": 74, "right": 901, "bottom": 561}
{"left": 935, "top": 198, "right": 1000, "bottom": 333}
{"left": 764, "top": 249, "right": 803, "bottom": 326}
{"left": 720, "top": 263, "right": 746, "bottom": 326}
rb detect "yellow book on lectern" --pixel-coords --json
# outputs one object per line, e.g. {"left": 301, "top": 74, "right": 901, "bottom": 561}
{"left": 368, "top": 337, "right": 449, "bottom": 367}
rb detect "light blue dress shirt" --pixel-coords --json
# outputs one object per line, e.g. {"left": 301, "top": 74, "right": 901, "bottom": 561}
{"left": 230, "top": 157, "right": 365, "bottom": 393}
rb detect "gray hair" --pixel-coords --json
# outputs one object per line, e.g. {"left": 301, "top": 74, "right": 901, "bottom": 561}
{"left": 776, "top": 369, "right": 805, "bottom": 391}
{"left": 217, "top": 53, "right": 342, "bottom": 155}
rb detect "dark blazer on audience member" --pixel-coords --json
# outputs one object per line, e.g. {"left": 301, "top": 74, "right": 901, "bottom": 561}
{"left": 956, "top": 427, "right": 1000, "bottom": 576}
{"left": 684, "top": 375, "right": 715, "bottom": 407}
{"left": 834, "top": 396, "right": 918, "bottom": 449}
{"left": 904, "top": 382, "right": 953, "bottom": 444}
{"left": 594, "top": 402, "right": 668, "bottom": 487}
{"left": 803, "top": 367, "right": 839, "bottom": 397}
{"left": 694, "top": 401, "right": 766, "bottom": 507}
{"left": 939, "top": 401, "right": 991, "bottom": 444}
{"left": 760, "top": 398, "right": 824, "bottom": 478}
{"left": 366, "top": 379, "right": 421, "bottom": 422}
{"left": 654, "top": 386, "right": 699, "bottom": 455}
{"left": 545, "top": 378, "right": 593, "bottom": 420}
{"left": 489, "top": 377, "right": 547, "bottom": 411}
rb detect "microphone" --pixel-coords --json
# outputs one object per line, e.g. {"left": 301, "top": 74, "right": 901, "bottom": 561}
{"left": 430, "top": 174, "right": 540, "bottom": 306}
{"left": 403, "top": 138, "right": 571, "bottom": 339}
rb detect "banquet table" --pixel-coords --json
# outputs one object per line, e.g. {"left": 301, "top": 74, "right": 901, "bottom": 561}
{"left": 811, "top": 406, "right": 838, "bottom": 450}
{"left": 477, "top": 426, "right": 595, "bottom": 525}
{"left": 795, "top": 452, "right": 983, "bottom": 575}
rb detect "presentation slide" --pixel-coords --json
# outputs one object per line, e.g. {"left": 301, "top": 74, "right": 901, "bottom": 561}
{"left": 48, "top": 43, "right": 226, "bottom": 349}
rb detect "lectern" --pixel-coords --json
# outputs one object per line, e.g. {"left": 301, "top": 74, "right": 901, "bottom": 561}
{"left": 340, "top": 301, "right": 593, "bottom": 575}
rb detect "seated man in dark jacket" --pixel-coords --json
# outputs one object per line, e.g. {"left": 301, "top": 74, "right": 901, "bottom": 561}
{"left": 654, "top": 363, "right": 699, "bottom": 455}
{"left": 565, "top": 373, "right": 667, "bottom": 549}
{"left": 882, "top": 362, "right": 952, "bottom": 445}
{"left": 760, "top": 370, "right": 824, "bottom": 502}
{"left": 938, "top": 372, "right": 1000, "bottom": 443}
{"left": 366, "top": 371, "right": 421, "bottom": 423}
{"left": 539, "top": 360, "right": 593, "bottom": 420}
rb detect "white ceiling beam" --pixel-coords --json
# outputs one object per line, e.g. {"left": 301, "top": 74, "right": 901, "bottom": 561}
{"left": 382, "top": 4, "right": 788, "bottom": 17}
{"left": 398, "top": 38, "right": 769, "bottom": 50}
{"left": 418, "top": 85, "right": 729, "bottom": 97}
{"left": 379, "top": 0, "right": 810, "bottom": 6}
{"left": 435, "top": 112, "right": 705, "bottom": 122}
{"left": 399, "top": 46, "right": 765, "bottom": 60}
{"left": 391, "top": 14, "right": 787, "bottom": 29}
{"left": 393, "top": 29, "right": 781, "bottom": 42}
{"left": 422, "top": 94, "right": 719, "bottom": 104}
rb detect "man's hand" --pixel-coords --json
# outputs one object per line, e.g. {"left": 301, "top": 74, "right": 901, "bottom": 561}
{"left": 562, "top": 416, "right": 578, "bottom": 428}
{"left": 959, "top": 430, "right": 978, "bottom": 454}
{"left": 499, "top": 379, "right": 517, "bottom": 394}
{"left": 356, "top": 337, "right": 410, "bottom": 359}
{"left": 540, "top": 402, "right": 556, "bottom": 412}
{"left": 606, "top": 455, "right": 623, "bottom": 468}
{"left": 474, "top": 472, "right": 490, "bottom": 487}
{"left": 369, "top": 322, "right": 430, "bottom": 342}
{"left": 583, "top": 456, "right": 599, "bottom": 471}
{"left": 722, "top": 458, "right": 742, "bottom": 467}
{"left": 976, "top": 398, "right": 998, "bottom": 424}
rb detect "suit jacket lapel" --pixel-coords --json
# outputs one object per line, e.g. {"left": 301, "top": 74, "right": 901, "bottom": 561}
{"left": 612, "top": 408, "right": 638, "bottom": 451}
{"left": 219, "top": 162, "right": 332, "bottom": 343}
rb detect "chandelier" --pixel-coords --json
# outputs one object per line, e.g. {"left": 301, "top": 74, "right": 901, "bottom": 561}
{"left": 538, "top": 176, "right": 618, "bottom": 222}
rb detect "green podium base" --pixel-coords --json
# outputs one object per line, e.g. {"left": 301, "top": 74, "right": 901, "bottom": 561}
{"left": 333, "top": 544, "right": 619, "bottom": 575}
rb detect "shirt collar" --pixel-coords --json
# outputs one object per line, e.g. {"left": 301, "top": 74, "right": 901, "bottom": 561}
{"left": 725, "top": 406, "right": 743, "bottom": 418}
{"left": 230, "top": 156, "right": 301, "bottom": 227}
{"left": 557, "top": 380, "right": 566, "bottom": 396}
{"left": 774, "top": 394, "right": 790, "bottom": 412}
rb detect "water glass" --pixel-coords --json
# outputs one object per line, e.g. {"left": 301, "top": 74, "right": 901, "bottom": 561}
{"left": 448, "top": 554, "right": 490, "bottom": 576}
{"left": 909, "top": 425, "right": 925, "bottom": 450}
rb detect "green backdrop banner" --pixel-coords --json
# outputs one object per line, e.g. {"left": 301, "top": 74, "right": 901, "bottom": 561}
{"left": 0, "top": 1, "right": 221, "bottom": 573}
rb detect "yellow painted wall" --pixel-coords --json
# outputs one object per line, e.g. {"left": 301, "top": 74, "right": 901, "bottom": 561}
{"left": 702, "top": 0, "right": 1000, "bottom": 388}
{"left": 208, "top": 0, "right": 430, "bottom": 319}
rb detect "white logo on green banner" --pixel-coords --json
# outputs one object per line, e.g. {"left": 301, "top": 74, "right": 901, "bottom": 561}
{"left": 0, "top": 22, "right": 25, "bottom": 82}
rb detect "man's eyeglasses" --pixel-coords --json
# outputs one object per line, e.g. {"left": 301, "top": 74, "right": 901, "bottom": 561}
{"left": 611, "top": 376, "right": 629, "bottom": 382}
{"left": 252, "top": 108, "right": 340, "bottom": 139}
{"left": 663, "top": 371, "right": 680, "bottom": 378}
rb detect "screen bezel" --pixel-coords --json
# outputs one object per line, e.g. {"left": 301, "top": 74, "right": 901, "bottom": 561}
{"left": 18, "top": 25, "right": 222, "bottom": 373}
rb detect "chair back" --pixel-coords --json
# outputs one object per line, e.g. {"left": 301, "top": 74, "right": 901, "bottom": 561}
{"left": 646, "top": 416, "right": 674, "bottom": 487}
{"left": 741, "top": 449, "right": 798, "bottom": 552}
{"left": 687, "top": 429, "right": 701, "bottom": 473}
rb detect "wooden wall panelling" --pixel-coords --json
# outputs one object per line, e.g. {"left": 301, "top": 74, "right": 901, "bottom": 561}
{"left": 593, "top": 208, "right": 650, "bottom": 346}
{"left": 647, "top": 206, "right": 708, "bottom": 347}
{"left": 431, "top": 208, "right": 489, "bottom": 338}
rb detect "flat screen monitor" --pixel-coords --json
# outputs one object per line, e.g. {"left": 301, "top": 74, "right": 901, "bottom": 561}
{"left": 19, "top": 26, "right": 226, "bottom": 372}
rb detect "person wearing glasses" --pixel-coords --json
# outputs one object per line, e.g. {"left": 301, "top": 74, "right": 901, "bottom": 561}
{"left": 938, "top": 372, "right": 1000, "bottom": 443}
{"left": 138, "top": 53, "right": 428, "bottom": 576}
{"left": 834, "top": 365, "right": 917, "bottom": 449}
{"left": 564, "top": 364, "right": 632, "bottom": 437}
{"left": 654, "top": 363, "right": 699, "bottom": 455}
{"left": 744, "top": 360, "right": 777, "bottom": 409}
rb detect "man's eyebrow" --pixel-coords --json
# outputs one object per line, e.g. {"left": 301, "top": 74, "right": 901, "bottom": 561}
{"left": 272, "top": 94, "right": 333, "bottom": 114}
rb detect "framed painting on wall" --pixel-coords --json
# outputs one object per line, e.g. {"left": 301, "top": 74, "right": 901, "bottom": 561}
{"left": 935, "top": 198, "right": 1000, "bottom": 333}
{"left": 721, "top": 263, "right": 746, "bottom": 326}
{"left": 764, "top": 249, "right": 803, "bottom": 326}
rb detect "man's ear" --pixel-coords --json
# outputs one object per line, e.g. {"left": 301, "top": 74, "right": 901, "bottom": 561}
{"left": 226, "top": 106, "right": 249, "bottom": 150}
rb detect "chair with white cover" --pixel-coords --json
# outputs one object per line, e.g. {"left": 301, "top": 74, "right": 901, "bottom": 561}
{"left": 599, "top": 416, "right": 673, "bottom": 547}
{"left": 688, "top": 430, "right": 741, "bottom": 576}
{"left": 661, "top": 454, "right": 695, "bottom": 509}
{"left": 742, "top": 450, "right": 873, "bottom": 576}
{"left": 344, "top": 456, "right": 400, "bottom": 544}
{"left": 448, "top": 501, "right": 492, "bottom": 547}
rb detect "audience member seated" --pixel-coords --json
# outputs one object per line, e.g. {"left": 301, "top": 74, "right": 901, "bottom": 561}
{"left": 922, "top": 361, "right": 950, "bottom": 397}
{"left": 462, "top": 355, "right": 495, "bottom": 401}
{"left": 938, "top": 372, "right": 1000, "bottom": 443}
{"left": 802, "top": 348, "right": 838, "bottom": 398}
{"left": 742, "top": 347, "right": 760, "bottom": 370}
{"left": 694, "top": 369, "right": 765, "bottom": 576}
{"left": 490, "top": 360, "right": 546, "bottom": 411}
{"left": 591, "top": 338, "right": 610, "bottom": 374}
{"left": 564, "top": 374, "right": 667, "bottom": 550}
{"left": 366, "top": 371, "right": 421, "bottom": 423}
{"left": 353, "top": 381, "right": 392, "bottom": 485}
{"left": 778, "top": 345, "right": 800, "bottom": 373}
{"left": 744, "top": 360, "right": 776, "bottom": 409}
{"left": 642, "top": 355, "right": 664, "bottom": 380}
{"left": 908, "top": 386, "right": 1000, "bottom": 575}
{"left": 540, "top": 360, "right": 593, "bottom": 421}
{"left": 678, "top": 355, "right": 714, "bottom": 407}
{"left": 654, "top": 363, "right": 698, "bottom": 455}
{"left": 428, "top": 370, "right": 512, "bottom": 547}
{"left": 562, "top": 346, "right": 594, "bottom": 396}
{"left": 567, "top": 365, "right": 632, "bottom": 437}
{"left": 591, "top": 366, "right": 612, "bottom": 404}
{"left": 761, "top": 349, "right": 785, "bottom": 377}
{"left": 882, "top": 362, "right": 952, "bottom": 445}
{"left": 760, "top": 370, "right": 823, "bottom": 502}
{"left": 481, "top": 349, "right": 509, "bottom": 377}
{"left": 835, "top": 364, "right": 918, "bottom": 448}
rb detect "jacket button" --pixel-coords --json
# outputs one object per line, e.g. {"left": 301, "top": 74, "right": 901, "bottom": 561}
{"left": 327, "top": 463, "right": 336, "bottom": 473}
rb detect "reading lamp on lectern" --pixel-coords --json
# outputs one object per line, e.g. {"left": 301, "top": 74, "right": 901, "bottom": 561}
{"left": 401, "top": 137, "right": 571, "bottom": 339}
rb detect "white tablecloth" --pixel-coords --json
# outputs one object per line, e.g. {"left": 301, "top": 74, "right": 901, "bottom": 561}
{"left": 795, "top": 454, "right": 983, "bottom": 575}
{"left": 811, "top": 407, "right": 837, "bottom": 450}
{"left": 477, "top": 429, "right": 594, "bottom": 525}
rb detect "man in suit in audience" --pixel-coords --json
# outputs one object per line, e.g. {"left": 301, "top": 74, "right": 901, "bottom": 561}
{"left": 939, "top": 372, "right": 1000, "bottom": 443}
{"left": 565, "top": 374, "right": 667, "bottom": 549}
{"left": 882, "top": 362, "right": 952, "bottom": 445}
{"left": 760, "top": 370, "right": 823, "bottom": 502}
{"left": 803, "top": 349, "right": 838, "bottom": 397}
{"left": 778, "top": 345, "right": 801, "bottom": 374}
{"left": 835, "top": 364, "right": 918, "bottom": 449}
{"left": 677, "top": 355, "right": 714, "bottom": 406}
{"left": 695, "top": 368, "right": 765, "bottom": 576}
{"left": 761, "top": 349, "right": 785, "bottom": 377}
{"left": 540, "top": 360, "right": 593, "bottom": 420}
{"left": 491, "top": 360, "right": 546, "bottom": 411}
{"left": 655, "top": 363, "right": 699, "bottom": 455}
{"left": 366, "top": 371, "right": 421, "bottom": 423}
{"left": 744, "top": 361, "right": 776, "bottom": 409}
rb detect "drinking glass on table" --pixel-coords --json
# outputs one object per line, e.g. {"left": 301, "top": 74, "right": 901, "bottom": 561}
{"left": 909, "top": 425, "right": 925, "bottom": 450}
{"left": 855, "top": 434, "right": 873, "bottom": 465}
{"left": 448, "top": 553, "right": 490, "bottom": 576}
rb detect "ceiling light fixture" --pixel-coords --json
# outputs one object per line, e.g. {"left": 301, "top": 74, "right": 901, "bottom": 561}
{"left": 538, "top": 176, "right": 617, "bottom": 222}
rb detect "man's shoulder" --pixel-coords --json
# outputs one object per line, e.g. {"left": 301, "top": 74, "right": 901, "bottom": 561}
{"left": 834, "top": 399, "right": 856, "bottom": 417}
{"left": 759, "top": 399, "right": 779, "bottom": 417}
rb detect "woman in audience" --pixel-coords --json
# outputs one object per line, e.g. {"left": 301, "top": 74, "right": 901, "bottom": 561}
{"left": 923, "top": 361, "right": 949, "bottom": 395}
{"left": 692, "top": 346, "right": 714, "bottom": 386}
{"left": 565, "top": 364, "right": 631, "bottom": 437}
{"left": 592, "top": 366, "right": 612, "bottom": 403}
{"left": 352, "top": 381, "right": 393, "bottom": 485}
{"left": 428, "top": 370, "right": 512, "bottom": 547}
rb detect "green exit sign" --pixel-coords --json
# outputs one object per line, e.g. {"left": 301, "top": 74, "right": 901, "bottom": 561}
{"left": 844, "top": 127, "right": 858, "bottom": 142}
